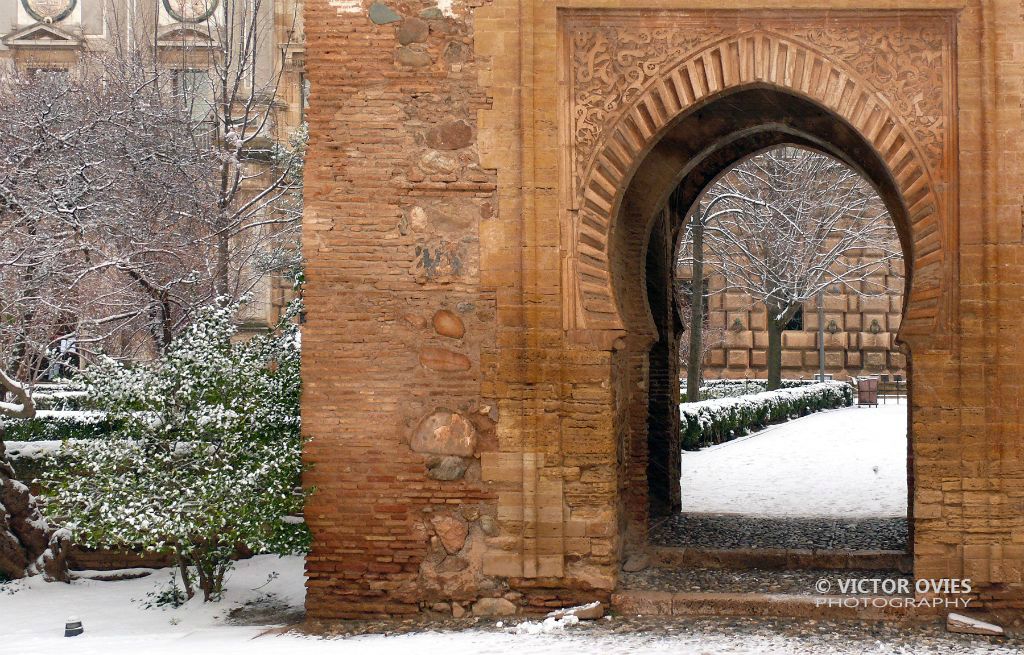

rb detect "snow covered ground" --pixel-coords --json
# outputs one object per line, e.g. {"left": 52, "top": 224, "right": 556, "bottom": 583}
{"left": 680, "top": 403, "right": 908, "bottom": 517}
{"left": 2, "top": 553, "right": 1018, "bottom": 654}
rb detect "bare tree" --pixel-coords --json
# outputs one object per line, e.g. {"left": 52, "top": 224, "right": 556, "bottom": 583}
{"left": 675, "top": 288, "right": 727, "bottom": 394}
{"left": 0, "top": 1, "right": 304, "bottom": 379}
{"left": 677, "top": 146, "right": 901, "bottom": 390}
{"left": 0, "top": 60, "right": 220, "bottom": 378}
{"left": 0, "top": 372, "right": 68, "bottom": 581}
{"left": 167, "top": 0, "right": 305, "bottom": 302}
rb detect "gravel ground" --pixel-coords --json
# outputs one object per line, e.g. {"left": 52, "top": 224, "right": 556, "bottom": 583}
{"left": 619, "top": 567, "right": 911, "bottom": 595}
{"left": 650, "top": 512, "right": 908, "bottom": 551}
{"left": 296, "top": 615, "right": 1023, "bottom": 654}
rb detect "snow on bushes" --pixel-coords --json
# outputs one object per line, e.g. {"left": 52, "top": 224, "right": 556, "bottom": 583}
{"left": 683, "top": 378, "right": 815, "bottom": 400}
{"left": 679, "top": 381, "right": 853, "bottom": 450}
{"left": 0, "top": 410, "right": 125, "bottom": 441}
{"left": 39, "top": 300, "right": 307, "bottom": 602}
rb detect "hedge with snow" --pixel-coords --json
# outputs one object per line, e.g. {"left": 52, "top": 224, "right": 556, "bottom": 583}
{"left": 680, "top": 381, "right": 853, "bottom": 450}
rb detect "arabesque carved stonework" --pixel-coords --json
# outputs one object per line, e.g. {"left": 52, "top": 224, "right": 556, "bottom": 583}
{"left": 570, "top": 26, "right": 727, "bottom": 180}
{"left": 568, "top": 13, "right": 953, "bottom": 197}
{"left": 788, "top": 23, "right": 949, "bottom": 165}
{"left": 563, "top": 11, "right": 956, "bottom": 338}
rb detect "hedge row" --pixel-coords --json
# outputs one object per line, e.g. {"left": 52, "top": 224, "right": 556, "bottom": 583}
{"left": 679, "top": 381, "right": 854, "bottom": 450}
{"left": 0, "top": 410, "right": 124, "bottom": 442}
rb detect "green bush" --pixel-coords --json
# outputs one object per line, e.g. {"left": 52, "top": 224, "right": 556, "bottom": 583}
{"left": 679, "top": 381, "right": 853, "bottom": 450}
{"left": 0, "top": 411, "right": 126, "bottom": 442}
{"left": 41, "top": 300, "right": 306, "bottom": 602}
{"left": 682, "top": 378, "right": 816, "bottom": 400}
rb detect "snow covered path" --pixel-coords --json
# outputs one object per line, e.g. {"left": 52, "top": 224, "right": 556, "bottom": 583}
{"left": 680, "top": 403, "right": 908, "bottom": 517}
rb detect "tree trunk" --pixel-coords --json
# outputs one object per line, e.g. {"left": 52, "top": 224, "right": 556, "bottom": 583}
{"left": 0, "top": 371, "right": 69, "bottom": 582}
{"left": 215, "top": 232, "right": 230, "bottom": 299}
{"left": 766, "top": 316, "right": 784, "bottom": 391}
{"left": 0, "top": 444, "right": 69, "bottom": 582}
{"left": 685, "top": 216, "right": 705, "bottom": 402}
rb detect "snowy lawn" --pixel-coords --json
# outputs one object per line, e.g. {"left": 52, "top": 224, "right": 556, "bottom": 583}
{"left": 681, "top": 403, "right": 908, "bottom": 517}
{"left": 2, "top": 553, "right": 1018, "bottom": 654}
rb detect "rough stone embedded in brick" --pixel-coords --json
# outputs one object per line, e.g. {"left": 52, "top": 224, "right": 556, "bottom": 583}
{"left": 947, "top": 612, "right": 1004, "bottom": 636}
{"left": 472, "top": 597, "right": 517, "bottom": 617}
{"left": 368, "top": 2, "right": 401, "bottom": 24}
{"left": 419, "top": 346, "right": 471, "bottom": 371}
{"left": 425, "top": 120, "right": 474, "bottom": 150}
{"left": 410, "top": 410, "right": 478, "bottom": 456}
{"left": 431, "top": 513, "right": 469, "bottom": 553}
{"left": 398, "top": 17, "right": 429, "bottom": 45}
{"left": 396, "top": 46, "right": 432, "bottom": 68}
{"left": 479, "top": 515, "right": 499, "bottom": 536}
{"left": 426, "top": 455, "right": 469, "bottom": 481}
{"left": 433, "top": 309, "right": 465, "bottom": 338}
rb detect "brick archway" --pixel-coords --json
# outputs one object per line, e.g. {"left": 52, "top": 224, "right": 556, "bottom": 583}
{"left": 564, "top": 23, "right": 955, "bottom": 344}
{"left": 302, "top": 0, "right": 1024, "bottom": 619}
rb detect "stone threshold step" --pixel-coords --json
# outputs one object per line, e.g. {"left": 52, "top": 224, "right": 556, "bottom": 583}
{"left": 611, "top": 590, "right": 935, "bottom": 622}
{"left": 652, "top": 546, "right": 912, "bottom": 573}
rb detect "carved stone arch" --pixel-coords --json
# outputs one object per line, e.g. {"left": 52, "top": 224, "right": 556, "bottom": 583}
{"left": 564, "top": 23, "right": 955, "bottom": 345}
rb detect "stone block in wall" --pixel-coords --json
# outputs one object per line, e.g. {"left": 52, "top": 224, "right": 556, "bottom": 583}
{"left": 707, "top": 310, "right": 726, "bottom": 328}
{"left": 864, "top": 351, "right": 886, "bottom": 370}
{"left": 751, "top": 350, "right": 766, "bottom": 367}
{"left": 725, "top": 329, "right": 753, "bottom": 349}
{"left": 749, "top": 309, "right": 766, "bottom": 331}
{"left": 723, "top": 292, "right": 750, "bottom": 311}
{"left": 782, "top": 350, "right": 803, "bottom": 368}
{"left": 857, "top": 331, "right": 892, "bottom": 351}
{"left": 753, "top": 331, "right": 768, "bottom": 349}
{"left": 708, "top": 349, "right": 726, "bottom": 367}
{"left": 821, "top": 332, "right": 849, "bottom": 350}
{"left": 889, "top": 351, "right": 907, "bottom": 369}
{"left": 823, "top": 294, "right": 848, "bottom": 312}
{"left": 863, "top": 313, "right": 887, "bottom": 331}
{"left": 802, "top": 351, "right": 820, "bottom": 368}
{"left": 860, "top": 296, "right": 890, "bottom": 313}
{"left": 847, "top": 295, "right": 860, "bottom": 312}
{"left": 727, "top": 349, "right": 749, "bottom": 369}
{"left": 888, "top": 313, "right": 902, "bottom": 332}
{"left": 846, "top": 313, "right": 863, "bottom": 331}
{"left": 783, "top": 331, "right": 816, "bottom": 349}
{"left": 726, "top": 311, "right": 749, "bottom": 332}
{"left": 825, "top": 351, "right": 844, "bottom": 369}
{"left": 846, "top": 351, "right": 862, "bottom": 368}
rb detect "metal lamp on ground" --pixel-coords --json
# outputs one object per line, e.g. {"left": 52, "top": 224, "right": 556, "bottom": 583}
{"left": 64, "top": 616, "right": 83, "bottom": 637}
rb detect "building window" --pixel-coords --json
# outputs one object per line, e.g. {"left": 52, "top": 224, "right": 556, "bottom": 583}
{"left": 785, "top": 306, "right": 804, "bottom": 331}
{"left": 171, "top": 68, "right": 213, "bottom": 122}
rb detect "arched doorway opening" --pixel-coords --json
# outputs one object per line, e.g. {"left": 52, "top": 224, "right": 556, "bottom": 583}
{"left": 608, "top": 86, "right": 917, "bottom": 561}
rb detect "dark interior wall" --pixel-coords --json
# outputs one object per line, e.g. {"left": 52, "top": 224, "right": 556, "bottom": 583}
{"left": 645, "top": 209, "right": 683, "bottom": 518}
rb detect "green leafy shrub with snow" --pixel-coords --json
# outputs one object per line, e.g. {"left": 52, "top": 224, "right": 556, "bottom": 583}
{"left": 682, "top": 378, "right": 816, "bottom": 400}
{"left": 0, "top": 410, "right": 126, "bottom": 442}
{"left": 680, "top": 381, "right": 853, "bottom": 450}
{"left": 40, "top": 301, "right": 307, "bottom": 601}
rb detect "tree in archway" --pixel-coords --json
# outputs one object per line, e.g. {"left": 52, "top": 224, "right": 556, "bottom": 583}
{"left": 0, "top": 371, "right": 69, "bottom": 581}
{"left": 678, "top": 146, "right": 901, "bottom": 390}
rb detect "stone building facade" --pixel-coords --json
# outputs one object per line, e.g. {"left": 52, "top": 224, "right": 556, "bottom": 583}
{"left": 695, "top": 267, "right": 907, "bottom": 381}
{"left": 301, "top": 0, "right": 1024, "bottom": 621}
{"left": 0, "top": 0, "right": 306, "bottom": 329}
